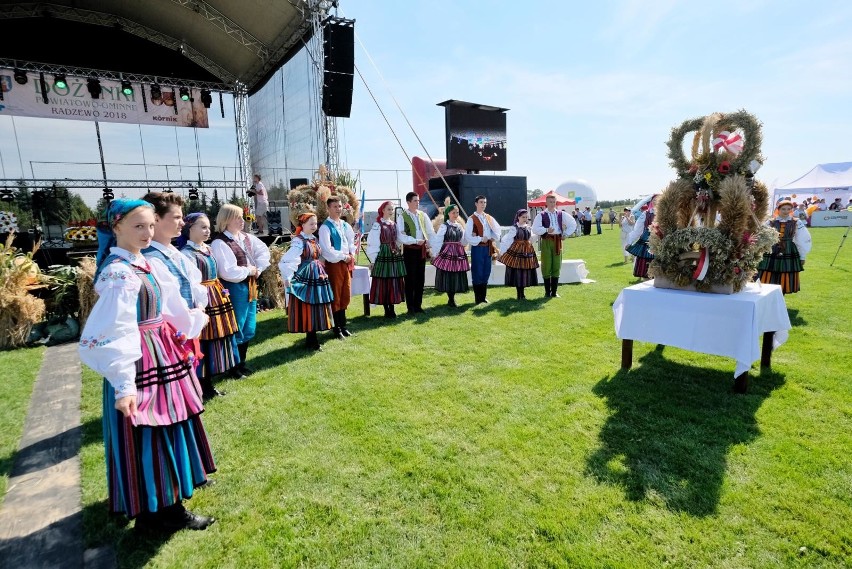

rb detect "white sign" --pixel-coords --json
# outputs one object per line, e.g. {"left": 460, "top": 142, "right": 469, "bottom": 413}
{"left": 810, "top": 210, "right": 851, "bottom": 227}
{"left": 0, "top": 69, "right": 208, "bottom": 128}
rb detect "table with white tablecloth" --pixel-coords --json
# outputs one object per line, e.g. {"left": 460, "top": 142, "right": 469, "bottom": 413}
{"left": 612, "top": 281, "right": 791, "bottom": 392}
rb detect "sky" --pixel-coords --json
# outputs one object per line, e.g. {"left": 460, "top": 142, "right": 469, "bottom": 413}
{"left": 2, "top": 0, "right": 851, "bottom": 206}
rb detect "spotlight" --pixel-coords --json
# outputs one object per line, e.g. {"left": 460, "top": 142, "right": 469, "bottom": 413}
{"left": 0, "top": 187, "right": 15, "bottom": 202}
{"left": 53, "top": 74, "right": 67, "bottom": 89}
{"left": 179, "top": 86, "right": 190, "bottom": 101}
{"left": 200, "top": 89, "right": 212, "bottom": 108}
{"left": 150, "top": 83, "right": 162, "bottom": 101}
{"left": 13, "top": 69, "right": 27, "bottom": 85}
{"left": 87, "top": 77, "right": 102, "bottom": 99}
{"left": 102, "top": 188, "right": 114, "bottom": 202}
{"left": 188, "top": 185, "right": 199, "bottom": 201}
{"left": 121, "top": 80, "right": 133, "bottom": 96}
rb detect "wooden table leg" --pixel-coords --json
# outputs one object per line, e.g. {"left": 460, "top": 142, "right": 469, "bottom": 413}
{"left": 760, "top": 331, "right": 774, "bottom": 368}
{"left": 363, "top": 294, "right": 370, "bottom": 316}
{"left": 621, "top": 339, "right": 633, "bottom": 369}
{"left": 734, "top": 372, "right": 748, "bottom": 394}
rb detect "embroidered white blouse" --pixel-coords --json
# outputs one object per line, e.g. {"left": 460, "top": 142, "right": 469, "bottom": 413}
{"left": 210, "top": 230, "right": 271, "bottom": 283}
{"left": 145, "top": 240, "right": 208, "bottom": 309}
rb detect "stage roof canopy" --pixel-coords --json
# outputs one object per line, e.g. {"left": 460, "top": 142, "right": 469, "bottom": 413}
{"left": 0, "top": 0, "right": 314, "bottom": 93}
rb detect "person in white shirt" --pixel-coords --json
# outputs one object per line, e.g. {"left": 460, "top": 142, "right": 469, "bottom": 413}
{"left": 532, "top": 194, "right": 577, "bottom": 298}
{"left": 210, "top": 204, "right": 271, "bottom": 375}
{"left": 499, "top": 209, "right": 540, "bottom": 300}
{"left": 318, "top": 196, "right": 357, "bottom": 338}
{"left": 79, "top": 198, "right": 215, "bottom": 533}
{"left": 619, "top": 208, "right": 635, "bottom": 264}
{"left": 250, "top": 173, "right": 269, "bottom": 234}
{"left": 397, "top": 192, "right": 436, "bottom": 314}
{"left": 464, "top": 195, "right": 501, "bottom": 304}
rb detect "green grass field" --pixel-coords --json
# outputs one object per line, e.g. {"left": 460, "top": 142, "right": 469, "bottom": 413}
{"left": 4, "top": 225, "right": 850, "bottom": 568}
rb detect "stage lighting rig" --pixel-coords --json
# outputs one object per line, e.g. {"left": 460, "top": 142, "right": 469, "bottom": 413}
{"left": 121, "top": 80, "right": 133, "bottom": 96}
{"left": 150, "top": 83, "right": 162, "bottom": 101}
{"left": 53, "top": 74, "right": 67, "bottom": 89}
{"left": 0, "top": 188, "right": 14, "bottom": 202}
{"left": 87, "top": 77, "right": 102, "bottom": 99}
{"left": 188, "top": 185, "right": 199, "bottom": 201}
{"left": 179, "top": 87, "right": 190, "bottom": 101}
{"left": 200, "top": 89, "right": 212, "bottom": 108}
{"left": 13, "top": 69, "right": 27, "bottom": 85}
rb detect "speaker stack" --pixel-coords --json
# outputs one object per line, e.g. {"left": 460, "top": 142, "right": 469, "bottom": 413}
{"left": 323, "top": 18, "right": 355, "bottom": 118}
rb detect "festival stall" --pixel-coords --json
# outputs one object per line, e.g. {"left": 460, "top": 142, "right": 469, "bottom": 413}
{"left": 773, "top": 162, "right": 852, "bottom": 227}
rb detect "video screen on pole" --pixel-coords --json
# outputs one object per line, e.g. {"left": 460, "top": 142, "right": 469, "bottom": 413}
{"left": 445, "top": 105, "right": 507, "bottom": 171}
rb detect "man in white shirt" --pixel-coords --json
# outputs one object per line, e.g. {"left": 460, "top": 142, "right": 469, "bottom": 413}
{"left": 397, "top": 192, "right": 435, "bottom": 314}
{"left": 251, "top": 173, "right": 268, "bottom": 234}
{"left": 532, "top": 194, "right": 577, "bottom": 297}
{"left": 319, "top": 196, "right": 357, "bottom": 338}
{"left": 464, "top": 195, "right": 501, "bottom": 304}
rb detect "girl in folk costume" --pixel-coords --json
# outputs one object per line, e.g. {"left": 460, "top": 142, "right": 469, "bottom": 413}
{"left": 278, "top": 213, "right": 335, "bottom": 351}
{"left": 179, "top": 213, "right": 242, "bottom": 397}
{"left": 625, "top": 197, "right": 657, "bottom": 278}
{"left": 210, "top": 204, "right": 271, "bottom": 376}
{"left": 499, "top": 209, "right": 540, "bottom": 300}
{"left": 78, "top": 199, "right": 216, "bottom": 533}
{"left": 429, "top": 204, "right": 470, "bottom": 307}
{"left": 367, "top": 201, "right": 407, "bottom": 318}
{"left": 619, "top": 208, "right": 635, "bottom": 264}
{"left": 757, "top": 199, "right": 812, "bottom": 294}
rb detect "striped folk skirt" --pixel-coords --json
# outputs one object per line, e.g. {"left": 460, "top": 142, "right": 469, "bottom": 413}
{"left": 370, "top": 243, "right": 406, "bottom": 305}
{"left": 433, "top": 242, "right": 470, "bottom": 293}
{"left": 499, "top": 240, "right": 539, "bottom": 287}
{"left": 627, "top": 229, "right": 654, "bottom": 278}
{"left": 198, "top": 279, "right": 239, "bottom": 375}
{"left": 757, "top": 241, "right": 804, "bottom": 294}
{"left": 288, "top": 260, "right": 334, "bottom": 332}
{"left": 102, "top": 317, "right": 215, "bottom": 517}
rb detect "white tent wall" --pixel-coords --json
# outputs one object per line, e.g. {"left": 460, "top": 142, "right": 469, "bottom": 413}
{"left": 772, "top": 162, "right": 852, "bottom": 227}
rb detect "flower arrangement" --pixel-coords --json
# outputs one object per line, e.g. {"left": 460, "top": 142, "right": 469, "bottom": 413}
{"left": 649, "top": 110, "right": 776, "bottom": 293}
{"left": 288, "top": 164, "right": 360, "bottom": 228}
{"left": 0, "top": 211, "right": 19, "bottom": 233}
{"left": 65, "top": 226, "right": 98, "bottom": 242}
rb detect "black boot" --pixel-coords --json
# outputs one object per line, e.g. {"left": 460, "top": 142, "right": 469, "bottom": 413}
{"left": 544, "top": 278, "right": 552, "bottom": 297}
{"left": 339, "top": 311, "right": 352, "bottom": 337}
{"left": 160, "top": 503, "right": 215, "bottom": 532}
{"left": 383, "top": 304, "right": 396, "bottom": 318}
{"left": 480, "top": 285, "right": 489, "bottom": 303}
{"left": 473, "top": 285, "right": 483, "bottom": 304}
{"left": 447, "top": 292, "right": 457, "bottom": 307}
{"left": 199, "top": 373, "right": 225, "bottom": 400}
{"left": 306, "top": 331, "right": 322, "bottom": 351}
{"left": 237, "top": 343, "right": 254, "bottom": 375}
{"left": 516, "top": 286, "right": 524, "bottom": 300}
{"left": 550, "top": 278, "right": 560, "bottom": 298}
{"left": 332, "top": 311, "right": 346, "bottom": 340}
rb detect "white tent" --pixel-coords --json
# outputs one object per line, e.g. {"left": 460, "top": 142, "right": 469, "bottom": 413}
{"left": 773, "top": 162, "right": 852, "bottom": 226}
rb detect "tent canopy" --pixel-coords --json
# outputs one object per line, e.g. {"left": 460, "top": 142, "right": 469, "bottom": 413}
{"left": 528, "top": 190, "right": 575, "bottom": 208}
{"left": 773, "top": 162, "right": 852, "bottom": 207}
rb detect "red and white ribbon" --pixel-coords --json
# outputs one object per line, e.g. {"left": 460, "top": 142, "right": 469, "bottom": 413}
{"left": 692, "top": 247, "right": 710, "bottom": 281}
{"left": 712, "top": 131, "right": 744, "bottom": 156}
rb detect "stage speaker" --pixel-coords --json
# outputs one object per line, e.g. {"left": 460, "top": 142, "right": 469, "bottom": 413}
{"left": 290, "top": 178, "right": 309, "bottom": 189}
{"left": 426, "top": 174, "right": 527, "bottom": 226}
{"left": 322, "top": 19, "right": 355, "bottom": 118}
{"left": 322, "top": 71, "right": 353, "bottom": 118}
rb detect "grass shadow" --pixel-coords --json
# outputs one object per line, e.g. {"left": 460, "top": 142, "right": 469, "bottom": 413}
{"left": 83, "top": 500, "right": 170, "bottom": 569}
{"left": 586, "top": 347, "right": 785, "bottom": 517}
{"left": 787, "top": 308, "right": 807, "bottom": 327}
{"left": 605, "top": 261, "right": 631, "bottom": 268}
{"left": 472, "top": 297, "right": 549, "bottom": 316}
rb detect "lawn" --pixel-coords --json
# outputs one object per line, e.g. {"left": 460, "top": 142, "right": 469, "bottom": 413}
{"left": 39, "top": 225, "right": 852, "bottom": 566}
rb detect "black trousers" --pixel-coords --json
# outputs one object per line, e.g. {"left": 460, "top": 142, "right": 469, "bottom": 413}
{"left": 402, "top": 246, "right": 426, "bottom": 312}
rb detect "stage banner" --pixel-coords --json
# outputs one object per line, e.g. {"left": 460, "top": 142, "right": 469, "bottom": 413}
{"left": 0, "top": 69, "right": 209, "bottom": 128}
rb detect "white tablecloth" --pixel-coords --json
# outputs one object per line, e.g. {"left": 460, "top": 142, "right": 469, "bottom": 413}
{"left": 424, "top": 259, "right": 588, "bottom": 287}
{"left": 612, "top": 281, "right": 791, "bottom": 376}
{"left": 351, "top": 265, "right": 371, "bottom": 296}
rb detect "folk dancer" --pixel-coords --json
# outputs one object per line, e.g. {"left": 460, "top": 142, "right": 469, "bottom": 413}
{"left": 464, "top": 195, "right": 501, "bottom": 304}
{"left": 500, "top": 209, "right": 541, "bottom": 299}
{"left": 79, "top": 199, "right": 215, "bottom": 533}
{"left": 429, "top": 204, "right": 470, "bottom": 307}
{"left": 757, "top": 199, "right": 812, "bottom": 294}
{"left": 318, "top": 196, "right": 357, "bottom": 338}
{"left": 210, "top": 204, "right": 271, "bottom": 374}
{"left": 532, "top": 195, "right": 577, "bottom": 297}
{"left": 626, "top": 198, "right": 656, "bottom": 279}
{"left": 279, "top": 213, "right": 335, "bottom": 350}
{"left": 397, "top": 191, "right": 435, "bottom": 314}
{"left": 367, "top": 201, "right": 407, "bottom": 318}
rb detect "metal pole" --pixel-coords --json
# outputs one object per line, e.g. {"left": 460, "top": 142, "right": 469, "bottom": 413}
{"left": 94, "top": 121, "right": 108, "bottom": 189}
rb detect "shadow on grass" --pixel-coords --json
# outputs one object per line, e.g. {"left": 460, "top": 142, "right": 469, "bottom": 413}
{"left": 83, "top": 499, "right": 173, "bottom": 569}
{"left": 787, "top": 308, "right": 807, "bottom": 327}
{"left": 605, "top": 261, "right": 630, "bottom": 268}
{"left": 586, "top": 347, "right": 785, "bottom": 517}
{"left": 471, "top": 296, "right": 550, "bottom": 316}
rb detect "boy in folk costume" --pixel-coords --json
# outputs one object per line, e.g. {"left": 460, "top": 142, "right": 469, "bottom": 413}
{"left": 464, "top": 195, "right": 502, "bottom": 304}
{"left": 532, "top": 194, "right": 577, "bottom": 297}
{"left": 318, "top": 196, "right": 357, "bottom": 338}
{"left": 397, "top": 192, "right": 435, "bottom": 314}
{"left": 757, "top": 199, "right": 812, "bottom": 294}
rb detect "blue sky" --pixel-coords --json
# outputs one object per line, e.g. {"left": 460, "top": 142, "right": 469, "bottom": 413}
{"left": 2, "top": 0, "right": 851, "bottom": 204}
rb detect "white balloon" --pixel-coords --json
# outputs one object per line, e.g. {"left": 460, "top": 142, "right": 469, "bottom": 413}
{"left": 555, "top": 180, "right": 598, "bottom": 209}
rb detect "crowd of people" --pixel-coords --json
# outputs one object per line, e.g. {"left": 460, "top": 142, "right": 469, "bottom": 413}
{"left": 77, "top": 185, "right": 815, "bottom": 534}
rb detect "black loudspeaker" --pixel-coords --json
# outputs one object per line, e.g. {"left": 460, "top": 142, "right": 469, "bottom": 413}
{"left": 426, "top": 174, "right": 527, "bottom": 226}
{"left": 290, "top": 178, "right": 309, "bottom": 189}
{"left": 322, "top": 72, "right": 354, "bottom": 118}
{"left": 322, "top": 19, "right": 355, "bottom": 118}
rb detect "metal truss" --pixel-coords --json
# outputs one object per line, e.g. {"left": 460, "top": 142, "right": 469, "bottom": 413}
{"left": 233, "top": 85, "right": 252, "bottom": 190}
{"left": 170, "top": 0, "right": 269, "bottom": 59}
{"left": 0, "top": 3, "right": 237, "bottom": 87}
